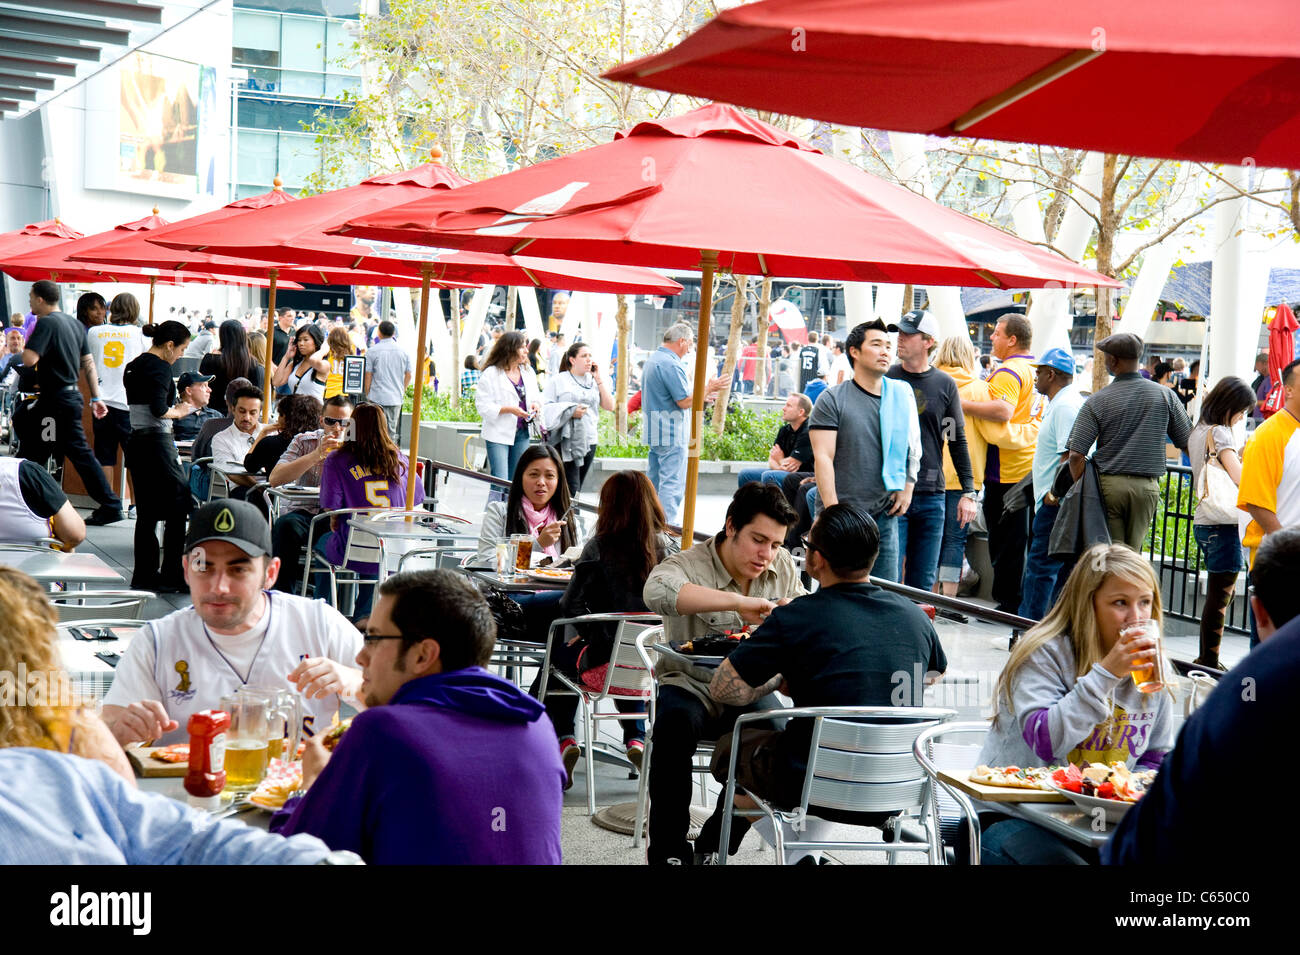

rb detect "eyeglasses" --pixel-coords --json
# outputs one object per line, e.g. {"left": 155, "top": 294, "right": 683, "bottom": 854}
{"left": 361, "top": 633, "right": 405, "bottom": 644}
{"left": 323, "top": 416, "right": 348, "bottom": 426}
{"left": 800, "top": 536, "right": 818, "bottom": 556}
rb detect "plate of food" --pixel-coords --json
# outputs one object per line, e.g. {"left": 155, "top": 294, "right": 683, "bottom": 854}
{"left": 247, "top": 762, "right": 304, "bottom": 812}
{"left": 1049, "top": 762, "right": 1156, "bottom": 822}
{"left": 526, "top": 567, "right": 574, "bottom": 583}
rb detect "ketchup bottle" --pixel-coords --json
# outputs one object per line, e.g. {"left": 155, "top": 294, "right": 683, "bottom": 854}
{"left": 184, "top": 709, "right": 231, "bottom": 811}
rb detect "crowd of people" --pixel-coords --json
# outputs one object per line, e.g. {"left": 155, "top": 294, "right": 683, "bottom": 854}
{"left": 2, "top": 278, "right": 1299, "bottom": 869}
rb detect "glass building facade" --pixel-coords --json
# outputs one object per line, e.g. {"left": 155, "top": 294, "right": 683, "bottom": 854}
{"left": 231, "top": 3, "right": 363, "bottom": 198}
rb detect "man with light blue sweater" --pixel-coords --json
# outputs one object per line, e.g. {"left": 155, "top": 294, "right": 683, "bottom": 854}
{"left": 809, "top": 319, "right": 920, "bottom": 582}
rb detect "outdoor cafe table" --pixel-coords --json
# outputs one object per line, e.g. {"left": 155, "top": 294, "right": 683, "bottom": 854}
{"left": 0, "top": 547, "right": 124, "bottom": 587}
{"left": 465, "top": 567, "right": 570, "bottom": 592}
{"left": 137, "top": 775, "right": 272, "bottom": 831}
{"left": 975, "top": 798, "right": 1111, "bottom": 851}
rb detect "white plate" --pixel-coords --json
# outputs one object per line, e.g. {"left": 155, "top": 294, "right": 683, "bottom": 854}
{"left": 526, "top": 568, "right": 573, "bottom": 583}
{"left": 1050, "top": 783, "right": 1138, "bottom": 823}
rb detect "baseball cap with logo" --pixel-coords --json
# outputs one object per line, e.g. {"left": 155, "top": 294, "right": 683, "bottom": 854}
{"left": 184, "top": 500, "right": 272, "bottom": 558}
{"left": 1031, "top": 347, "right": 1077, "bottom": 375}
{"left": 897, "top": 309, "right": 941, "bottom": 339}
{"left": 177, "top": 370, "right": 214, "bottom": 391}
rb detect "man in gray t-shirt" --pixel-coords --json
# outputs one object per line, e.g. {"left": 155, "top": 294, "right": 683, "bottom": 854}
{"left": 808, "top": 319, "right": 920, "bottom": 583}
{"left": 363, "top": 321, "right": 413, "bottom": 442}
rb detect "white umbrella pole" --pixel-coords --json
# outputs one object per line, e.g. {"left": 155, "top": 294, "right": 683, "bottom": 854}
{"left": 262, "top": 269, "right": 278, "bottom": 423}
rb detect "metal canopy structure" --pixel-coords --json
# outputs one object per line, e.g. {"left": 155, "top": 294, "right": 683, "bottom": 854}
{"left": 0, "top": 0, "right": 169, "bottom": 118}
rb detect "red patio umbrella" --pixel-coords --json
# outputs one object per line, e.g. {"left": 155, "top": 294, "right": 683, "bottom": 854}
{"left": 139, "top": 157, "right": 682, "bottom": 503}
{"left": 1, "top": 212, "right": 301, "bottom": 318}
{"left": 1261, "top": 303, "right": 1298, "bottom": 419}
{"left": 0, "top": 219, "right": 84, "bottom": 259}
{"left": 67, "top": 183, "right": 440, "bottom": 421}
{"left": 333, "top": 104, "right": 1119, "bottom": 540}
{"left": 603, "top": 0, "right": 1300, "bottom": 168}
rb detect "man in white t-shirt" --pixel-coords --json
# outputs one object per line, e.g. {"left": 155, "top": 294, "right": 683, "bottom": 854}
{"left": 829, "top": 339, "right": 852, "bottom": 386}
{"left": 210, "top": 383, "right": 262, "bottom": 489}
{"left": 102, "top": 500, "right": 363, "bottom": 747}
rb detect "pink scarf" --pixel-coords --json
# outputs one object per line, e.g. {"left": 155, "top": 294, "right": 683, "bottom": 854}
{"left": 520, "top": 498, "right": 560, "bottom": 558}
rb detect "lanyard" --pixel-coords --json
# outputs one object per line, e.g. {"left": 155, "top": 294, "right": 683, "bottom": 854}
{"left": 201, "top": 591, "right": 274, "bottom": 686}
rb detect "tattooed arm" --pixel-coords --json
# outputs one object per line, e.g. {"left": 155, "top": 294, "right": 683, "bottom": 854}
{"left": 708, "top": 658, "right": 782, "bottom": 707}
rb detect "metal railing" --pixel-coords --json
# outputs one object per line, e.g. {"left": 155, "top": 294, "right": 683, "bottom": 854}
{"left": 1145, "top": 464, "right": 1250, "bottom": 636}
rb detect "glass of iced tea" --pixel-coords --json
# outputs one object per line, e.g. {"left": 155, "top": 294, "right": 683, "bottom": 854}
{"left": 219, "top": 691, "right": 270, "bottom": 791}
{"left": 1124, "top": 620, "right": 1167, "bottom": 694}
{"left": 511, "top": 534, "right": 533, "bottom": 572}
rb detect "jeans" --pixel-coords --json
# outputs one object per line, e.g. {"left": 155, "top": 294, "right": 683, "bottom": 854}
{"left": 981, "top": 818, "right": 1095, "bottom": 865}
{"left": 647, "top": 685, "right": 778, "bottom": 864}
{"left": 23, "top": 391, "right": 121, "bottom": 510}
{"left": 648, "top": 443, "right": 687, "bottom": 525}
{"left": 896, "top": 490, "right": 945, "bottom": 591}
{"left": 311, "top": 532, "right": 375, "bottom": 618}
{"left": 485, "top": 427, "right": 532, "bottom": 482}
{"left": 938, "top": 489, "right": 970, "bottom": 584}
{"left": 272, "top": 510, "right": 313, "bottom": 594}
{"left": 1192, "top": 524, "right": 1244, "bottom": 574}
{"left": 737, "top": 467, "right": 791, "bottom": 489}
{"left": 1019, "top": 501, "right": 1073, "bottom": 620}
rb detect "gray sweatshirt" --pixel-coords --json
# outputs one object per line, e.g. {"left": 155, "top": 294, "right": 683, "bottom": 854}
{"left": 978, "top": 634, "right": 1173, "bottom": 770}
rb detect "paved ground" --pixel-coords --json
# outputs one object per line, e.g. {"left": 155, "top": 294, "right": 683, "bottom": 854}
{"left": 62, "top": 473, "right": 1250, "bottom": 865}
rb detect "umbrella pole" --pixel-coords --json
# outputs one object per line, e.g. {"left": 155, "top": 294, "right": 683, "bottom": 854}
{"left": 405, "top": 265, "right": 433, "bottom": 510}
{"left": 262, "top": 269, "right": 279, "bottom": 423}
{"left": 148, "top": 276, "right": 156, "bottom": 324}
{"left": 681, "top": 250, "right": 719, "bottom": 547}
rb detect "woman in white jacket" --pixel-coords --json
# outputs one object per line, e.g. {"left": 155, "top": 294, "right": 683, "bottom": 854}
{"left": 541, "top": 342, "right": 614, "bottom": 495}
{"left": 475, "top": 330, "right": 541, "bottom": 482}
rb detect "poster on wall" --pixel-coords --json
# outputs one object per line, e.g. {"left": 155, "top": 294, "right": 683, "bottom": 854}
{"left": 118, "top": 52, "right": 213, "bottom": 197}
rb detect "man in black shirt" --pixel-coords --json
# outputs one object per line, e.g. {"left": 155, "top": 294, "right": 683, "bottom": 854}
{"left": 798, "top": 333, "right": 821, "bottom": 391}
{"left": 692, "top": 503, "right": 947, "bottom": 863}
{"left": 20, "top": 281, "right": 124, "bottom": 524}
{"left": 271, "top": 307, "right": 297, "bottom": 369}
{"left": 736, "top": 392, "right": 813, "bottom": 488}
{"left": 886, "top": 310, "right": 975, "bottom": 591}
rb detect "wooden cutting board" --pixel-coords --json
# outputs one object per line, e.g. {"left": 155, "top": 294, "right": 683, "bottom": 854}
{"left": 126, "top": 747, "right": 189, "bottom": 778}
{"left": 937, "top": 768, "right": 1068, "bottom": 804}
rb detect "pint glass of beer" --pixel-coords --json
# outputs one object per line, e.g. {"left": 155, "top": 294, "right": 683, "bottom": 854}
{"left": 511, "top": 534, "right": 533, "bottom": 572}
{"left": 220, "top": 690, "right": 270, "bottom": 791}
{"left": 1125, "top": 620, "right": 1167, "bottom": 694}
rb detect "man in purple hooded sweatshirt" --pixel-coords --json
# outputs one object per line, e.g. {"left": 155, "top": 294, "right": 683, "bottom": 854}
{"left": 273, "top": 569, "right": 565, "bottom": 864}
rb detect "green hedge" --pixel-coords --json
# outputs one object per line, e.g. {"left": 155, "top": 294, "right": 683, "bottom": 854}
{"left": 405, "top": 386, "right": 783, "bottom": 462}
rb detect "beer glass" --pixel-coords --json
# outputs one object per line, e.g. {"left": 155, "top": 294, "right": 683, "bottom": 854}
{"left": 246, "top": 686, "right": 301, "bottom": 763}
{"left": 1124, "top": 619, "right": 1168, "bottom": 694}
{"left": 219, "top": 690, "right": 270, "bottom": 791}
{"left": 494, "top": 538, "right": 517, "bottom": 576}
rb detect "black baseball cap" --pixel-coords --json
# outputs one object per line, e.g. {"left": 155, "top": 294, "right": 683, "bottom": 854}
{"left": 177, "top": 371, "right": 214, "bottom": 391}
{"left": 185, "top": 500, "right": 272, "bottom": 558}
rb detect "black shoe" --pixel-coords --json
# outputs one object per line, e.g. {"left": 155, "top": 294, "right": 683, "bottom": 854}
{"left": 936, "top": 607, "right": 970, "bottom": 623}
{"left": 1009, "top": 629, "right": 1023, "bottom": 651}
{"left": 85, "top": 506, "right": 124, "bottom": 526}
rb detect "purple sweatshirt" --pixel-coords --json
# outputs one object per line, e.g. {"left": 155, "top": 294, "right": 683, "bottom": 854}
{"left": 272, "top": 668, "right": 565, "bottom": 864}
{"left": 318, "top": 448, "right": 424, "bottom": 570}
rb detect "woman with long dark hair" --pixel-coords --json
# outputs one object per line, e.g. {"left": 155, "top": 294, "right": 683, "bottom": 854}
{"left": 316, "top": 403, "right": 423, "bottom": 618}
{"left": 200, "top": 319, "right": 263, "bottom": 413}
{"left": 323, "top": 326, "right": 353, "bottom": 400}
{"left": 122, "top": 320, "right": 196, "bottom": 591}
{"left": 1187, "top": 376, "right": 1256, "bottom": 670}
{"left": 541, "top": 341, "right": 614, "bottom": 494}
{"left": 475, "top": 330, "right": 541, "bottom": 483}
{"left": 475, "top": 443, "right": 578, "bottom": 563}
{"left": 537, "top": 471, "right": 677, "bottom": 784}
{"left": 272, "top": 323, "right": 329, "bottom": 401}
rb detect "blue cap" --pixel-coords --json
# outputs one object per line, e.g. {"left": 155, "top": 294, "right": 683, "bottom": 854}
{"left": 1031, "top": 347, "right": 1076, "bottom": 375}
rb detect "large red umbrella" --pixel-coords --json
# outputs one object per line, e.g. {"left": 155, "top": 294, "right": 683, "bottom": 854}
{"left": 0, "top": 219, "right": 84, "bottom": 259}
{"left": 603, "top": 0, "right": 1300, "bottom": 168}
{"left": 139, "top": 158, "right": 682, "bottom": 504}
{"left": 1, "top": 213, "right": 299, "bottom": 313}
{"left": 67, "top": 184, "right": 437, "bottom": 421}
{"left": 333, "top": 104, "right": 1118, "bottom": 539}
{"left": 1262, "top": 303, "right": 1299, "bottom": 418}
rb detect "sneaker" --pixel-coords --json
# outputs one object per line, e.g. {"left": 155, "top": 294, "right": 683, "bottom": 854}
{"left": 692, "top": 851, "right": 719, "bottom": 865}
{"left": 85, "top": 506, "right": 124, "bottom": 526}
{"left": 559, "top": 738, "right": 580, "bottom": 792}
{"left": 626, "top": 739, "right": 645, "bottom": 774}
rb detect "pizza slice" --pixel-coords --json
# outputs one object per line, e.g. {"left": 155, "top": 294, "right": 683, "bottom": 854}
{"left": 150, "top": 743, "right": 190, "bottom": 763}
{"left": 970, "top": 764, "right": 1057, "bottom": 790}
